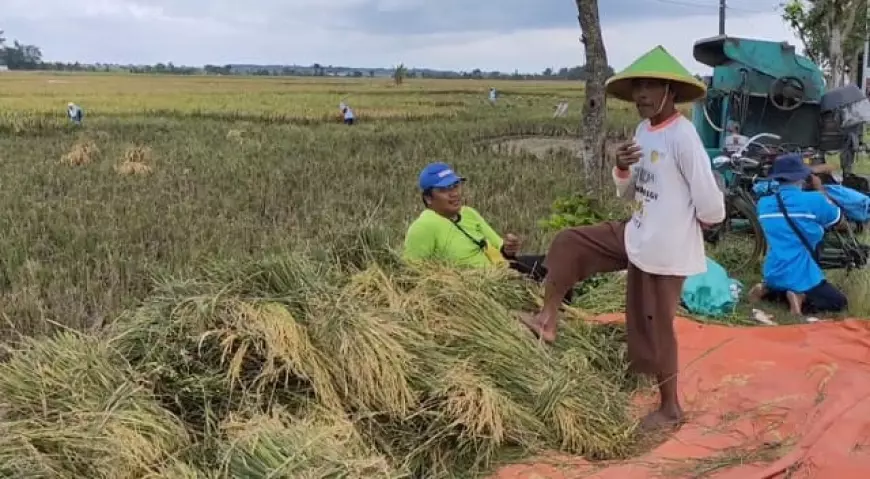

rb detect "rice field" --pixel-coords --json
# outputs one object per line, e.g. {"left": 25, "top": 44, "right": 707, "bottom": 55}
{"left": 0, "top": 72, "right": 648, "bottom": 477}
{"left": 0, "top": 73, "right": 641, "bottom": 335}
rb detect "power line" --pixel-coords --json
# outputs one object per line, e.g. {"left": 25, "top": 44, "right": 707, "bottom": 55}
{"left": 649, "top": 0, "right": 778, "bottom": 14}
{"left": 651, "top": 0, "right": 714, "bottom": 8}
{"left": 726, "top": 1, "right": 780, "bottom": 13}
{"left": 649, "top": 0, "right": 715, "bottom": 9}
{"left": 649, "top": 0, "right": 784, "bottom": 35}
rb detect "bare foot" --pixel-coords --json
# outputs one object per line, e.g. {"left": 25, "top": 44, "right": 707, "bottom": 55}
{"left": 785, "top": 291, "right": 805, "bottom": 315}
{"left": 518, "top": 312, "right": 544, "bottom": 337}
{"left": 639, "top": 408, "right": 684, "bottom": 432}
{"left": 518, "top": 312, "right": 556, "bottom": 344}
{"left": 748, "top": 283, "right": 766, "bottom": 303}
{"left": 539, "top": 321, "right": 557, "bottom": 344}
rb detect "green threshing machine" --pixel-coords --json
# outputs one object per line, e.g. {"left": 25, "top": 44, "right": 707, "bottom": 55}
{"left": 690, "top": 35, "right": 870, "bottom": 169}
{"left": 689, "top": 35, "right": 870, "bottom": 271}
{"left": 691, "top": 35, "right": 825, "bottom": 158}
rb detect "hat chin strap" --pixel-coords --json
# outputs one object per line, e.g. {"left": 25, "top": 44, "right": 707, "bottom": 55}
{"left": 654, "top": 83, "right": 670, "bottom": 116}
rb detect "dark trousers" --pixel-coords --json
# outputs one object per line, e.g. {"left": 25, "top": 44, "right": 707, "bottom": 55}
{"left": 841, "top": 131, "right": 860, "bottom": 174}
{"left": 508, "top": 255, "right": 547, "bottom": 281}
{"left": 508, "top": 255, "right": 573, "bottom": 303}
{"left": 763, "top": 280, "right": 848, "bottom": 314}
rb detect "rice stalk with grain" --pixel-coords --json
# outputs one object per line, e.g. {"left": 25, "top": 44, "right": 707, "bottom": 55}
{"left": 0, "top": 332, "right": 190, "bottom": 478}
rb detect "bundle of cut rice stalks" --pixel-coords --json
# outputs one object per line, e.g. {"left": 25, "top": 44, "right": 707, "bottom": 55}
{"left": 226, "top": 129, "right": 245, "bottom": 141}
{"left": 0, "top": 332, "right": 190, "bottom": 478}
{"left": 142, "top": 460, "right": 216, "bottom": 479}
{"left": 109, "top": 255, "right": 639, "bottom": 478}
{"left": 116, "top": 145, "right": 153, "bottom": 175}
{"left": 111, "top": 298, "right": 341, "bottom": 434}
{"left": 111, "top": 256, "right": 345, "bottom": 436}
{"left": 220, "top": 406, "right": 403, "bottom": 478}
{"left": 349, "top": 264, "right": 638, "bottom": 471}
{"left": 553, "top": 318, "right": 648, "bottom": 393}
{"left": 60, "top": 140, "right": 99, "bottom": 166}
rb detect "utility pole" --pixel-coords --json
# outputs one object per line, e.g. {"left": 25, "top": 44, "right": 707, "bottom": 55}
{"left": 718, "top": 0, "right": 726, "bottom": 35}
{"left": 863, "top": 0, "right": 870, "bottom": 91}
{"left": 863, "top": 0, "right": 870, "bottom": 145}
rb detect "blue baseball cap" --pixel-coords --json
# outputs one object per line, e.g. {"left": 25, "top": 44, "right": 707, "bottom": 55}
{"left": 418, "top": 162, "right": 465, "bottom": 191}
{"left": 770, "top": 153, "right": 812, "bottom": 182}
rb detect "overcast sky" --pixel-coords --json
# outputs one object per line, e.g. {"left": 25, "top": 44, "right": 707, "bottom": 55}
{"left": 4, "top": 0, "right": 800, "bottom": 74}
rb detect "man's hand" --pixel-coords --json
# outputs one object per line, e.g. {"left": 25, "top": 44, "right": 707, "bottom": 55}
{"left": 616, "top": 141, "right": 642, "bottom": 170}
{"left": 810, "top": 163, "right": 834, "bottom": 175}
{"left": 502, "top": 234, "right": 521, "bottom": 257}
{"left": 809, "top": 174, "right": 824, "bottom": 191}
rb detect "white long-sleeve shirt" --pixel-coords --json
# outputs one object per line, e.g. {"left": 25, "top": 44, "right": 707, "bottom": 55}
{"left": 613, "top": 114, "right": 725, "bottom": 276}
{"left": 68, "top": 104, "right": 82, "bottom": 121}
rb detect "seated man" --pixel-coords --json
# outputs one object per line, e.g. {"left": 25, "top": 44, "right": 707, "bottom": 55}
{"left": 750, "top": 154, "right": 848, "bottom": 315}
{"left": 403, "top": 162, "right": 549, "bottom": 283}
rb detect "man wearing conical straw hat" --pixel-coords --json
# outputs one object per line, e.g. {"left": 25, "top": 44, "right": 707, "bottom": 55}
{"left": 521, "top": 46, "right": 725, "bottom": 430}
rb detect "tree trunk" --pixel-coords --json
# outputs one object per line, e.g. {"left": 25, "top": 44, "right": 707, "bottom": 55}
{"left": 839, "top": 0, "right": 861, "bottom": 86}
{"left": 830, "top": 32, "right": 842, "bottom": 86}
{"left": 829, "top": 2, "right": 842, "bottom": 86}
{"left": 830, "top": 0, "right": 860, "bottom": 87}
{"left": 575, "top": 0, "right": 609, "bottom": 197}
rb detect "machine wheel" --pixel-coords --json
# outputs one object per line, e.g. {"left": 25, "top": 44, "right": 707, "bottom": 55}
{"left": 769, "top": 76, "right": 806, "bottom": 111}
{"left": 706, "top": 195, "right": 766, "bottom": 272}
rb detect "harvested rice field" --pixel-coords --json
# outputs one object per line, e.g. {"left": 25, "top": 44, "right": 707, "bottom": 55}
{"left": 0, "top": 73, "right": 640, "bottom": 335}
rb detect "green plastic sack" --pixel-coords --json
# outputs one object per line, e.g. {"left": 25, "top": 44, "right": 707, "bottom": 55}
{"left": 681, "top": 257, "right": 741, "bottom": 317}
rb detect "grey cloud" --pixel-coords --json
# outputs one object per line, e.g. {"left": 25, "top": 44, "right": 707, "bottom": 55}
{"left": 2, "top": 0, "right": 789, "bottom": 69}
{"left": 5, "top": 0, "right": 778, "bottom": 38}
{"left": 339, "top": 0, "right": 576, "bottom": 34}
{"left": 330, "top": 0, "right": 750, "bottom": 35}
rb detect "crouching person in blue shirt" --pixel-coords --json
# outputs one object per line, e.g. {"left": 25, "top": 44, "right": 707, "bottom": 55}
{"left": 749, "top": 154, "right": 848, "bottom": 316}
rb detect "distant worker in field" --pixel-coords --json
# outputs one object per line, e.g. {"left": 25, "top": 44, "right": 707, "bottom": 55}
{"left": 519, "top": 46, "right": 725, "bottom": 431}
{"left": 67, "top": 102, "right": 83, "bottom": 125}
{"left": 489, "top": 87, "right": 497, "bottom": 104}
{"left": 342, "top": 104, "right": 355, "bottom": 125}
{"left": 403, "top": 162, "right": 567, "bottom": 298}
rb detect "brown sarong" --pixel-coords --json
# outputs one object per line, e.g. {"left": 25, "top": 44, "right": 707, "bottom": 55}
{"left": 543, "top": 221, "right": 686, "bottom": 375}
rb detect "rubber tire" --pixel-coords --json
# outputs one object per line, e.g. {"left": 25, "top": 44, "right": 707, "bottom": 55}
{"left": 724, "top": 195, "right": 766, "bottom": 272}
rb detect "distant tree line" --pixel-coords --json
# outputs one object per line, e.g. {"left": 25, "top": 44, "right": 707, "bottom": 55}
{"left": 197, "top": 64, "right": 614, "bottom": 81}
{"left": 0, "top": 30, "right": 42, "bottom": 69}
{"left": 461, "top": 66, "right": 615, "bottom": 80}
{"left": 0, "top": 28, "right": 612, "bottom": 81}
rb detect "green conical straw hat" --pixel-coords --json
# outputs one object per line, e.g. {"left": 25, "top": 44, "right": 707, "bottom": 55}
{"left": 605, "top": 45, "right": 706, "bottom": 104}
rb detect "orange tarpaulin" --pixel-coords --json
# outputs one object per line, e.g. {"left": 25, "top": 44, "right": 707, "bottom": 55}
{"left": 495, "top": 314, "right": 870, "bottom": 478}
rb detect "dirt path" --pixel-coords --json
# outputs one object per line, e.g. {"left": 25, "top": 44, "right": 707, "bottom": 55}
{"left": 491, "top": 138, "right": 581, "bottom": 158}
